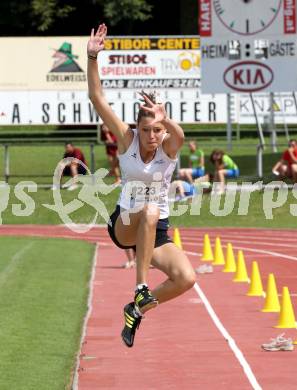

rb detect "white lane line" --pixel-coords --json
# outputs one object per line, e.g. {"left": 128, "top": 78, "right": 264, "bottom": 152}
{"left": 189, "top": 252, "right": 268, "bottom": 259}
{"left": 226, "top": 240, "right": 297, "bottom": 249}
{"left": 182, "top": 239, "right": 297, "bottom": 250}
{"left": 181, "top": 232, "right": 297, "bottom": 240}
{"left": 193, "top": 283, "right": 262, "bottom": 390}
{"left": 231, "top": 246, "right": 297, "bottom": 262}
{"left": 186, "top": 245, "right": 297, "bottom": 262}
{"left": 181, "top": 233, "right": 297, "bottom": 244}
{"left": 72, "top": 243, "right": 99, "bottom": 390}
{"left": 180, "top": 228, "right": 296, "bottom": 232}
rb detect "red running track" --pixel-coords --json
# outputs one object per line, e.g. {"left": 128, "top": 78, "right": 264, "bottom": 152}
{"left": 0, "top": 226, "right": 297, "bottom": 390}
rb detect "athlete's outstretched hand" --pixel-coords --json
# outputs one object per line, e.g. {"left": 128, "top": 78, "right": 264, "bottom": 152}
{"left": 138, "top": 91, "right": 167, "bottom": 124}
{"left": 87, "top": 23, "right": 107, "bottom": 58}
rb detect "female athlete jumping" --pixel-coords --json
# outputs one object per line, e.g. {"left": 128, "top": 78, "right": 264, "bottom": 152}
{"left": 87, "top": 23, "right": 196, "bottom": 347}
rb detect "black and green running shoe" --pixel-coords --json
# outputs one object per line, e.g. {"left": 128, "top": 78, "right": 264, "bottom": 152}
{"left": 121, "top": 302, "right": 142, "bottom": 348}
{"left": 134, "top": 285, "right": 158, "bottom": 312}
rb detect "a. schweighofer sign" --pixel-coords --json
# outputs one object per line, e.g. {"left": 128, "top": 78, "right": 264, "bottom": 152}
{"left": 199, "top": 0, "right": 297, "bottom": 93}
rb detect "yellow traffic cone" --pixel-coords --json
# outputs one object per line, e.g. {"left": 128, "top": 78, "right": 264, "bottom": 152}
{"left": 275, "top": 286, "right": 297, "bottom": 328}
{"left": 233, "top": 250, "right": 249, "bottom": 282}
{"left": 212, "top": 237, "right": 225, "bottom": 265}
{"left": 223, "top": 243, "right": 236, "bottom": 272}
{"left": 247, "top": 261, "right": 264, "bottom": 296}
{"left": 173, "top": 228, "right": 182, "bottom": 249}
{"left": 262, "top": 273, "right": 280, "bottom": 312}
{"left": 201, "top": 234, "right": 213, "bottom": 261}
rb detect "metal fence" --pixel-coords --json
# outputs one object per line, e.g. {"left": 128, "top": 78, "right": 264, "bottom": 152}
{"left": 1, "top": 142, "right": 97, "bottom": 184}
{"left": 0, "top": 139, "right": 290, "bottom": 185}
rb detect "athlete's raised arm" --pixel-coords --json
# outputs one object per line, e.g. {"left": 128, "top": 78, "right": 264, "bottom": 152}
{"left": 138, "top": 92, "right": 184, "bottom": 159}
{"left": 87, "top": 23, "right": 130, "bottom": 152}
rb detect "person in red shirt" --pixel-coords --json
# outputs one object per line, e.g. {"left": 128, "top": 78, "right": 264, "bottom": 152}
{"left": 61, "top": 142, "right": 88, "bottom": 190}
{"left": 272, "top": 139, "right": 297, "bottom": 182}
{"left": 100, "top": 124, "right": 121, "bottom": 183}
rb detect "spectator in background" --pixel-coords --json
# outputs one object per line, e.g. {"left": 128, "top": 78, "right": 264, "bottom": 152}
{"left": 210, "top": 149, "right": 239, "bottom": 194}
{"left": 272, "top": 139, "right": 297, "bottom": 183}
{"left": 101, "top": 123, "right": 121, "bottom": 183}
{"left": 52, "top": 142, "right": 88, "bottom": 191}
{"left": 178, "top": 140, "right": 205, "bottom": 183}
{"left": 170, "top": 179, "right": 200, "bottom": 201}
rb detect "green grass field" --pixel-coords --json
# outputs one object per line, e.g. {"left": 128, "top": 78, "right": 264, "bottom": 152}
{"left": 0, "top": 236, "right": 94, "bottom": 390}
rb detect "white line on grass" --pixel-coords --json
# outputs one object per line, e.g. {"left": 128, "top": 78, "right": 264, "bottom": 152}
{"left": 193, "top": 283, "right": 262, "bottom": 390}
{"left": 72, "top": 243, "right": 99, "bottom": 390}
{"left": 0, "top": 242, "right": 34, "bottom": 287}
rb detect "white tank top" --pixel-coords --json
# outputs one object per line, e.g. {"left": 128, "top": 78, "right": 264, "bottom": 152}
{"left": 117, "top": 128, "right": 177, "bottom": 218}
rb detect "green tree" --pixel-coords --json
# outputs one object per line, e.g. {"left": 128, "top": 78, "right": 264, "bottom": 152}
{"left": 0, "top": 0, "right": 75, "bottom": 34}
{"left": 95, "top": 0, "right": 153, "bottom": 32}
{"left": 0, "top": 0, "right": 199, "bottom": 36}
{"left": 31, "top": 0, "right": 75, "bottom": 31}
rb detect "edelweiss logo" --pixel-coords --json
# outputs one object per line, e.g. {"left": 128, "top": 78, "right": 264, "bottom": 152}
{"left": 50, "top": 42, "right": 83, "bottom": 73}
{"left": 154, "top": 159, "right": 164, "bottom": 164}
{"left": 131, "top": 152, "right": 137, "bottom": 158}
{"left": 46, "top": 42, "right": 86, "bottom": 84}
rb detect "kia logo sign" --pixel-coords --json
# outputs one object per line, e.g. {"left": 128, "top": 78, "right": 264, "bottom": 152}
{"left": 223, "top": 61, "right": 274, "bottom": 92}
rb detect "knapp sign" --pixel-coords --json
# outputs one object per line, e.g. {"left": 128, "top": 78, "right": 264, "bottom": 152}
{"left": 199, "top": 0, "right": 297, "bottom": 93}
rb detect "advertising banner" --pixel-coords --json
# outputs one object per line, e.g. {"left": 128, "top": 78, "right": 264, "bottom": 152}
{"left": 0, "top": 36, "right": 200, "bottom": 91}
{"left": 199, "top": 0, "right": 297, "bottom": 93}
{"left": 0, "top": 90, "right": 228, "bottom": 125}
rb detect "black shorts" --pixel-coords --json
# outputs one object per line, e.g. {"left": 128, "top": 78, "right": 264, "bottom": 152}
{"left": 63, "top": 165, "right": 87, "bottom": 176}
{"left": 107, "top": 205, "right": 172, "bottom": 250}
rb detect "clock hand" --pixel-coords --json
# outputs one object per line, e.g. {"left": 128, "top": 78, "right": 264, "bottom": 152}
{"left": 242, "top": 0, "right": 252, "bottom": 3}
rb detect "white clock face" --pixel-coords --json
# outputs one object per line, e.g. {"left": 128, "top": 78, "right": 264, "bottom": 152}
{"left": 213, "top": 0, "right": 282, "bottom": 36}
